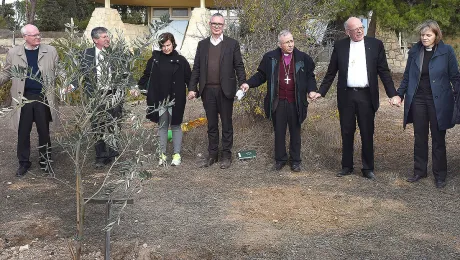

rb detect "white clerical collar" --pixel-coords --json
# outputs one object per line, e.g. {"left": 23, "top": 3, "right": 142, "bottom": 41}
{"left": 24, "top": 44, "right": 39, "bottom": 50}
{"left": 350, "top": 39, "right": 364, "bottom": 45}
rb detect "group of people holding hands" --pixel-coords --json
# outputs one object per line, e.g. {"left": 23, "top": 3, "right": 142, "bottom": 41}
{"left": 1, "top": 14, "right": 459, "bottom": 189}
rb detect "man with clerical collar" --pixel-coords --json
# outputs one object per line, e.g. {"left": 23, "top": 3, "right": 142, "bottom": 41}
{"left": 240, "top": 30, "right": 318, "bottom": 172}
{"left": 0, "top": 24, "right": 59, "bottom": 177}
{"left": 312, "top": 17, "right": 399, "bottom": 180}
{"left": 188, "top": 13, "right": 246, "bottom": 169}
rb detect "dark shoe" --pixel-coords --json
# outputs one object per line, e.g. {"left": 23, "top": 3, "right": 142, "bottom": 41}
{"left": 94, "top": 159, "right": 105, "bottom": 169}
{"left": 363, "top": 171, "right": 376, "bottom": 180}
{"left": 272, "top": 162, "right": 286, "bottom": 171}
{"left": 290, "top": 163, "right": 301, "bottom": 172}
{"left": 407, "top": 174, "right": 427, "bottom": 183}
{"left": 336, "top": 168, "right": 353, "bottom": 177}
{"left": 16, "top": 165, "right": 30, "bottom": 177}
{"left": 103, "top": 157, "right": 114, "bottom": 165}
{"left": 201, "top": 156, "right": 217, "bottom": 168}
{"left": 107, "top": 148, "right": 119, "bottom": 159}
{"left": 435, "top": 180, "right": 446, "bottom": 189}
{"left": 220, "top": 158, "right": 231, "bottom": 169}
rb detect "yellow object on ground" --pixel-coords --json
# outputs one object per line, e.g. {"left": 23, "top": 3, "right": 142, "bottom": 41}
{"left": 181, "top": 117, "right": 207, "bottom": 132}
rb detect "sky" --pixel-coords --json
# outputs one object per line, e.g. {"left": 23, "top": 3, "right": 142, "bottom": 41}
{"left": 1, "top": 0, "right": 17, "bottom": 4}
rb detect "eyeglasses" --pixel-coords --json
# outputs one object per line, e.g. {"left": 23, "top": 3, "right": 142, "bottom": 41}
{"left": 210, "top": 22, "right": 224, "bottom": 28}
{"left": 25, "top": 34, "right": 41, "bottom": 38}
{"left": 348, "top": 26, "right": 364, "bottom": 33}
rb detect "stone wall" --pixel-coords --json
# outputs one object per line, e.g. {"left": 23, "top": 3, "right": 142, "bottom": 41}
{"left": 84, "top": 8, "right": 130, "bottom": 44}
{"left": 375, "top": 24, "right": 407, "bottom": 73}
{"left": 180, "top": 8, "right": 211, "bottom": 62}
{"left": 123, "top": 24, "right": 150, "bottom": 42}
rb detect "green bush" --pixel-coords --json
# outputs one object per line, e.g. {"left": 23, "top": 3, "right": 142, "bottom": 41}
{"left": 74, "top": 18, "right": 91, "bottom": 32}
{"left": 126, "top": 47, "right": 151, "bottom": 102}
{"left": 50, "top": 30, "right": 91, "bottom": 105}
{"left": 0, "top": 17, "right": 8, "bottom": 29}
{"left": 0, "top": 62, "right": 12, "bottom": 106}
{"left": 453, "top": 43, "right": 460, "bottom": 61}
{"left": 0, "top": 80, "right": 11, "bottom": 106}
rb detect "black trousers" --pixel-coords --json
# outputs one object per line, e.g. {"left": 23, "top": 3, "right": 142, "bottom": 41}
{"left": 202, "top": 86, "right": 234, "bottom": 159}
{"left": 17, "top": 93, "right": 51, "bottom": 167}
{"left": 93, "top": 102, "right": 122, "bottom": 162}
{"left": 411, "top": 94, "right": 447, "bottom": 181}
{"left": 272, "top": 99, "right": 301, "bottom": 164}
{"left": 339, "top": 88, "right": 375, "bottom": 172}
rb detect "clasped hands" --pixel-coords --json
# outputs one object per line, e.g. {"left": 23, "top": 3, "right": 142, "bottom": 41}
{"left": 129, "top": 86, "right": 149, "bottom": 97}
{"left": 239, "top": 83, "right": 322, "bottom": 101}
{"left": 389, "top": 96, "right": 402, "bottom": 107}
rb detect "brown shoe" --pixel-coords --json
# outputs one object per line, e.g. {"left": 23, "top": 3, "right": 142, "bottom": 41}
{"left": 201, "top": 156, "right": 217, "bottom": 168}
{"left": 220, "top": 158, "right": 231, "bottom": 169}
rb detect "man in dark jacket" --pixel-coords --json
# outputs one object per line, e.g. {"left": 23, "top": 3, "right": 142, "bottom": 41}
{"left": 67, "top": 27, "right": 123, "bottom": 167}
{"left": 240, "top": 30, "right": 318, "bottom": 171}
{"left": 312, "top": 17, "right": 399, "bottom": 179}
{"left": 188, "top": 13, "right": 246, "bottom": 169}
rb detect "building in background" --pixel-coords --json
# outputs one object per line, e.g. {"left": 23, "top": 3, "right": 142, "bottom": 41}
{"left": 90, "top": 0, "right": 234, "bottom": 61}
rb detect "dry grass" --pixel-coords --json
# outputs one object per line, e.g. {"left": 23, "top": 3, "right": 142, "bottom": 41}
{"left": 2, "top": 74, "right": 460, "bottom": 259}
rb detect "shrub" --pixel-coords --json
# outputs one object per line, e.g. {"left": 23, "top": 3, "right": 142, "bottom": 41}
{"left": 0, "top": 79, "right": 11, "bottom": 106}
{"left": 126, "top": 47, "right": 151, "bottom": 102}
{"left": 0, "top": 62, "right": 12, "bottom": 106}
{"left": 74, "top": 18, "right": 91, "bottom": 32}
{"left": 453, "top": 43, "right": 460, "bottom": 60}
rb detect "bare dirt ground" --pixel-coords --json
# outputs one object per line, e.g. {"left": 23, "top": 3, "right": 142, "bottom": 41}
{"left": 1, "top": 74, "right": 460, "bottom": 259}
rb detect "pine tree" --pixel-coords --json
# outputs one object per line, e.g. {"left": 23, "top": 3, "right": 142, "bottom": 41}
{"left": 36, "top": 0, "right": 64, "bottom": 30}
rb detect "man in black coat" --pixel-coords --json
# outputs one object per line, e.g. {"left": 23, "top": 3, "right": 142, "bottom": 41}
{"left": 240, "top": 30, "right": 318, "bottom": 171}
{"left": 68, "top": 27, "right": 123, "bottom": 167}
{"left": 188, "top": 13, "right": 246, "bottom": 169}
{"left": 312, "top": 17, "right": 399, "bottom": 179}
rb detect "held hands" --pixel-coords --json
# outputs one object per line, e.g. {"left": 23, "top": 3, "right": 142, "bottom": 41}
{"left": 240, "top": 83, "right": 249, "bottom": 92}
{"left": 129, "top": 85, "right": 141, "bottom": 97}
{"left": 235, "top": 83, "right": 250, "bottom": 101}
{"left": 129, "top": 89, "right": 140, "bottom": 97}
{"left": 308, "top": 91, "right": 322, "bottom": 101}
{"left": 389, "top": 96, "right": 402, "bottom": 107}
{"left": 187, "top": 91, "right": 197, "bottom": 100}
{"left": 61, "top": 85, "right": 74, "bottom": 95}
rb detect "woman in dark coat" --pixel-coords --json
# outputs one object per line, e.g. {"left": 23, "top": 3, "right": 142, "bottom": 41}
{"left": 133, "top": 33, "right": 191, "bottom": 166}
{"left": 395, "top": 20, "right": 460, "bottom": 188}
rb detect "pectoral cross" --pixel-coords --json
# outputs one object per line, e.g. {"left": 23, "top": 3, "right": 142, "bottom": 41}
{"left": 284, "top": 75, "right": 291, "bottom": 84}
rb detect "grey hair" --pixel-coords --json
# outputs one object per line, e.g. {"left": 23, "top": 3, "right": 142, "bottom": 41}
{"left": 91, "top": 27, "right": 108, "bottom": 39}
{"left": 278, "top": 30, "right": 292, "bottom": 43}
{"left": 20, "top": 24, "right": 38, "bottom": 36}
{"left": 343, "top": 20, "right": 348, "bottom": 30}
{"left": 343, "top": 17, "right": 360, "bottom": 30}
{"left": 210, "top": 13, "right": 225, "bottom": 22}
